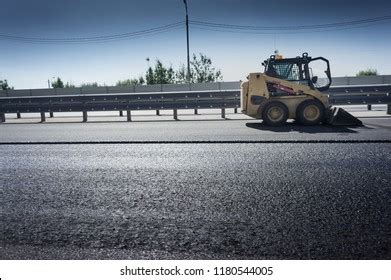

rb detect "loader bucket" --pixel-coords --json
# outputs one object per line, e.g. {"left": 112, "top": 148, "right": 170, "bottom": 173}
{"left": 326, "top": 107, "right": 363, "bottom": 126}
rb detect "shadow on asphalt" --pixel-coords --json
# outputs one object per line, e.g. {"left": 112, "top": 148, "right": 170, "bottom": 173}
{"left": 245, "top": 122, "right": 368, "bottom": 133}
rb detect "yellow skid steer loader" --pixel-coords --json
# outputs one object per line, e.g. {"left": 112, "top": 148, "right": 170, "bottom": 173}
{"left": 241, "top": 53, "right": 362, "bottom": 126}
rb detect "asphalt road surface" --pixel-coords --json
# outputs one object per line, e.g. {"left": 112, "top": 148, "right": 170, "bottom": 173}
{"left": 0, "top": 114, "right": 390, "bottom": 143}
{"left": 1, "top": 109, "right": 390, "bottom": 259}
{"left": 1, "top": 143, "right": 390, "bottom": 259}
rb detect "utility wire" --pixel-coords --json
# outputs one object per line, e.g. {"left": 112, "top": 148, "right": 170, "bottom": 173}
{"left": 190, "top": 15, "right": 391, "bottom": 31}
{"left": 0, "top": 21, "right": 184, "bottom": 43}
{"left": 1, "top": 15, "right": 390, "bottom": 44}
{"left": 0, "top": 27, "right": 184, "bottom": 45}
{"left": 191, "top": 20, "right": 391, "bottom": 35}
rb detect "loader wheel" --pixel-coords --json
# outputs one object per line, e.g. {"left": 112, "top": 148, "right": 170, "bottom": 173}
{"left": 296, "top": 99, "right": 325, "bottom": 125}
{"left": 261, "top": 101, "right": 289, "bottom": 126}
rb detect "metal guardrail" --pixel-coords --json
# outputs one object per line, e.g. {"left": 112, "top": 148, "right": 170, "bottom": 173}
{"left": 0, "top": 85, "right": 390, "bottom": 122}
{"left": 0, "top": 81, "right": 241, "bottom": 97}
{"left": 1, "top": 75, "right": 391, "bottom": 97}
{"left": 327, "top": 85, "right": 391, "bottom": 105}
{"left": 0, "top": 90, "right": 240, "bottom": 122}
{"left": 331, "top": 75, "right": 391, "bottom": 86}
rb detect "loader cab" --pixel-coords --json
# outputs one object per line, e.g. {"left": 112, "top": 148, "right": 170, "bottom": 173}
{"left": 263, "top": 52, "right": 332, "bottom": 92}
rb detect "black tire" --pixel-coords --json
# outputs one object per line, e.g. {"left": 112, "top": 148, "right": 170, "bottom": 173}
{"left": 296, "top": 99, "right": 325, "bottom": 125}
{"left": 261, "top": 101, "right": 289, "bottom": 126}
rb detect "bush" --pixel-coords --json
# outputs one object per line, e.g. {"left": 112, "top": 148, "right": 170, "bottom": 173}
{"left": 356, "top": 69, "right": 378, "bottom": 76}
{"left": 0, "top": 79, "right": 13, "bottom": 90}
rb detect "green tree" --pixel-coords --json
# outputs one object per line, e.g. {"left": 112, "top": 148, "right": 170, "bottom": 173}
{"left": 146, "top": 67, "right": 155, "bottom": 85}
{"left": 191, "top": 53, "right": 222, "bottom": 83}
{"left": 51, "top": 77, "right": 64, "bottom": 88}
{"left": 116, "top": 77, "right": 145, "bottom": 86}
{"left": 64, "top": 82, "right": 75, "bottom": 88}
{"left": 176, "top": 53, "right": 223, "bottom": 83}
{"left": 145, "top": 60, "right": 175, "bottom": 85}
{"left": 176, "top": 65, "right": 187, "bottom": 83}
{"left": 0, "top": 79, "right": 13, "bottom": 90}
{"left": 80, "top": 82, "right": 99, "bottom": 87}
{"left": 356, "top": 68, "right": 378, "bottom": 76}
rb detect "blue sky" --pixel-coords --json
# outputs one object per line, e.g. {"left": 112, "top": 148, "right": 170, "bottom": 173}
{"left": 1, "top": 0, "right": 390, "bottom": 89}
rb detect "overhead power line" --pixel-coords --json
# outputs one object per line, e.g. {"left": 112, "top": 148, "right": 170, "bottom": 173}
{"left": 190, "top": 15, "right": 391, "bottom": 31}
{"left": 1, "top": 15, "right": 390, "bottom": 44}
{"left": 191, "top": 21, "right": 391, "bottom": 35}
{"left": 0, "top": 21, "right": 184, "bottom": 43}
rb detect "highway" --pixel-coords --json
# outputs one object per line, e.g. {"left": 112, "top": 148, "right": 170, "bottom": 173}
{"left": 1, "top": 111, "right": 390, "bottom": 259}
{"left": 0, "top": 108, "right": 390, "bottom": 143}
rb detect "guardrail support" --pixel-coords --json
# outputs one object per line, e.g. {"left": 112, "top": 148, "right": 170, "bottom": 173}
{"left": 17, "top": 112, "right": 21, "bottom": 118}
{"left": 234, "top": 108, "right": 238, "bottom": 114}
{"left": 127, "top": 110, "right": 132, "bottom": 121}
{"left": 367, "top": 104, "right": 372, "bottom": 111}
{"left": 40, "top": 112, "right": 46, "bottom": 122}
{"left": 0, "top": 113, "right": 5, "bottom": 123}
{"left": 387, "top": 104, "right": 391, "bottom": 115}
{"left": 83, "top": 111, "right": 88, "bottom": 122}
{"left": 194, "top": 109, "right": 198, "bottom": 115}
{"left": 173, "top": 109, "right": 178, "bottom": 120}
{"left": 49, "top": 112, "right": 54, "bottom": 118}
{"left": 221, "top": 108, "right": 226, "bottom": 119}
{"left": 119, "top": 111, "right": 123, "bottom": 117}
{"left": 156, "top": 110, "right": 160, "bottom": 116}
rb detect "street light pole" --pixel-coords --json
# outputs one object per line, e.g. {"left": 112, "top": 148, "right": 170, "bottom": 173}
{"left": 183, "top": 0, "right": 191, "bottom": 83}
{"left": 48, "top": 76, "right": 55, "bottom": 88}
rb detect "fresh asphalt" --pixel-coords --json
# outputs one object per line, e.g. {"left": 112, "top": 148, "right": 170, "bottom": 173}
{"left": 0, "top": 113, "right": 390, "bottom": 143}
{"left": 1, "top": 114, "right": 390, "bottom": 259}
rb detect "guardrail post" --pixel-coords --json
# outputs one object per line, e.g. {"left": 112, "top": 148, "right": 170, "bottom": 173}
{"left": 221, "top": 108, "right": 226, "bottom": 119}
{"left": 0, "top": 113, "right": 5, "bottom": 123}
{"left": 40, "top": 112, "right": 46, "bottom": 122}
{"left": 156, "top": 110, "right": 160, "bottom": 116}
{"left": 173, "top": 109, "right": 178, "bottom": 120}
{"left": 127, "top": 110, "right": 132, "bottom": 121}
{"left": 119, "top": 110, "right": 123, "bottom": 117}
{"left": 17, "top": 112, "right": 21, "bottom": 119}
{"left": 194, "top": 109, "right": 198, "bottom": 115}
{"left": 367, "top": 104, "right": 372, "bottom": 111}
{"left": 387, "top": 104, "right": 391, "bottom": 115}
{"left": 83, "top": 111, "right": 88, "bottom": 122}
{"left": 234, "top": 108, "right": 238, "bottom": 114}
{"left": 49, "top": 112, "right": 54, "bottom": 118}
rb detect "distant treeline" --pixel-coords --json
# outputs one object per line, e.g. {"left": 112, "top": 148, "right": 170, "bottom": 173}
{"left": 51, "top": 53, "right": 223, "bottom": 89}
